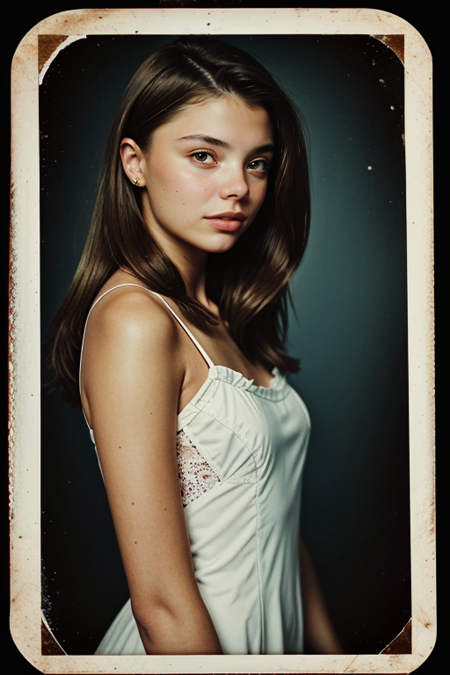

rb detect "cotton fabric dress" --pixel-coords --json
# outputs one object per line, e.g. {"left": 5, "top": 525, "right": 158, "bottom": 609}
{"left": 80, "top": 284, "right": 310, "bottom": 655}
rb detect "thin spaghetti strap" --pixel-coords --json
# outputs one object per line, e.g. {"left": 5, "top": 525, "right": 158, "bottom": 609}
{"left": 148, "top": 292, "right": 215, "bottom": 369}
{"left": 79, "top": 284, "right": 149, "bottom": 399}
{"left": 79, "top": 284, "right": 214, "bottom": 402}
{"left": 78, "top": 283, "right": 167, "bottom": 435}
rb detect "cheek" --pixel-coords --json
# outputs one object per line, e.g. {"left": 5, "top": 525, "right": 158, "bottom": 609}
{"left": 146, "top": 160, "right": 173, "bottom": 196}
{"left": 150, "top": 172, "right": 211, "bottom": 225}
{"left": 170, "top": 172, "right": 215, "bottom": 207}
{"left": 174, "top": 172, "right": 201, "bottom": 192}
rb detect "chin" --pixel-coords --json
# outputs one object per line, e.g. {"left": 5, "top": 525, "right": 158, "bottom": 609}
{"left": 205, "top": 236, "right": 242, "bottom": 254}
{"left": 204, "top": 225, "right": 250, "bottom": 254}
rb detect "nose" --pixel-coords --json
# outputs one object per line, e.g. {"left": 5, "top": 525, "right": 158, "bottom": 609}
{"left": 218, "top": 165, "right": 249, "bottom": 201}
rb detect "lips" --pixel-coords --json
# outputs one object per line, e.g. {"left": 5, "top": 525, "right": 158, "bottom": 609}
{"left": 204, "top": 211, "right": 247, "bottom": 232}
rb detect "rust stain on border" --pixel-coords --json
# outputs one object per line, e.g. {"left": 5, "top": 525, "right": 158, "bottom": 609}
{"left": 38, "top": 35, "right": 69, "bottom": 73}
{"left": 380, "top": 618, "right": 412, "bottom": 654}
{"left": 41, "top": 619, "right": 66, "bottom": 655}
{"left": 9, "top": 173, "right": 17, "bottom": 526}
{"left": 38, "top": 35, "right": 87, "bottom": 85}
{"left": 374, "top": 34, "right": 405, "bottom": 64}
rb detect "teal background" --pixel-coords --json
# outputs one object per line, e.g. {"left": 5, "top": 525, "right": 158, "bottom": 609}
{"left": 40, "top": 34, "right": 410, "bottom": 654}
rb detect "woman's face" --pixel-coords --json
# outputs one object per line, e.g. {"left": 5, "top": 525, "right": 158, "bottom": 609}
{"left": 130, "top": 96, "right": 274, "bottom": 261}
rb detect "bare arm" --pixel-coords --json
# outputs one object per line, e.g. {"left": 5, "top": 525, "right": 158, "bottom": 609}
{"left": 81, "top": 288, "right": 222, "bottom": 655}
{"left": 300, "top": 538, "right": 343, "bottom": 654}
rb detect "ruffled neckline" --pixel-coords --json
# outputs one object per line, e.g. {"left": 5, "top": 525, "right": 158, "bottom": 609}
{"left": 177, "top": 365, "right": 289, "bottom": 428}
{"left": 209, "top": 365, "right": 288, "bottom": 400}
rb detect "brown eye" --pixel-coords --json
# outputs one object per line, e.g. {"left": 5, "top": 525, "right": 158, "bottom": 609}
{"left": 248, "top": 159, "right": 269, "bottom": 172}
{"left": 193, "top": 152, "right": 209, "bottom": 162}
{"left": 190, "top": 151, "right": 216, "bottom": 164}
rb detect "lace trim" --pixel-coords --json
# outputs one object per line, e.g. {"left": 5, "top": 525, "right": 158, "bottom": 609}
{"left": 176, "top": 430, "right": 220, "bottom": 508}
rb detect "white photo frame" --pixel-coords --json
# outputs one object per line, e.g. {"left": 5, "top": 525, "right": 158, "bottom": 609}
{"left": 10, "top": 8, "right": 434, "bottom": 674}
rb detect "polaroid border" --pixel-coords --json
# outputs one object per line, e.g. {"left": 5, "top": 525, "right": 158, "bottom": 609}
{"left": 10, "top": 7, "right": 434, "bottom": 674}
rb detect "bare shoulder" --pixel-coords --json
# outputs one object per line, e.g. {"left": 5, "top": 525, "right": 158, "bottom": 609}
{"left": 80, "top": 285, "right": 185, "bottom": 423}
{"left": 86, "top": 285, "right": 180, "bottom": 356}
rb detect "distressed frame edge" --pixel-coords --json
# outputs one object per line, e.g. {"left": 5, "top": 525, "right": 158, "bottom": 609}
{"left": 9, "top": 7, "right": 435, "bottom": 674}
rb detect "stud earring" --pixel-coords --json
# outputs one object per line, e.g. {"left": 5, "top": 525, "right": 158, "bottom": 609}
{"left": 133, "top": 177, "right": 141, "bottom": 187}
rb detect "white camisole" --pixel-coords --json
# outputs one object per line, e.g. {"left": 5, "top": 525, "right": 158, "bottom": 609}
{"left": 79, "top": 284, "right": 311, "bottom": 655}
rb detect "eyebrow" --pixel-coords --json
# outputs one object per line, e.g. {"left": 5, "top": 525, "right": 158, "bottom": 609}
{"left": 176, "top": 134, "right": 275, "bottom": 155}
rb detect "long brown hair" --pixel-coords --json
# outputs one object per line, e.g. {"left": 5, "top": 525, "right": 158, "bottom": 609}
{"left": 47, "top": 36, "right": 310, "bottom": 406}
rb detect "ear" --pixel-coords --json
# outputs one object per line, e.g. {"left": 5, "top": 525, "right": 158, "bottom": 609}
{"left": 120, "top": 138, "right": 147, "bottom": 187}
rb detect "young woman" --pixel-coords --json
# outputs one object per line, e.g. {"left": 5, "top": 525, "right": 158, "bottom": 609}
{"left": 48, "top": 36, "right": 341, "bottom": 656}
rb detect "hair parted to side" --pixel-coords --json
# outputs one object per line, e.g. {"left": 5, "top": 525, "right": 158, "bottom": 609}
{"left": 47, "top": 36, "right": 310, "bottom": 406}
